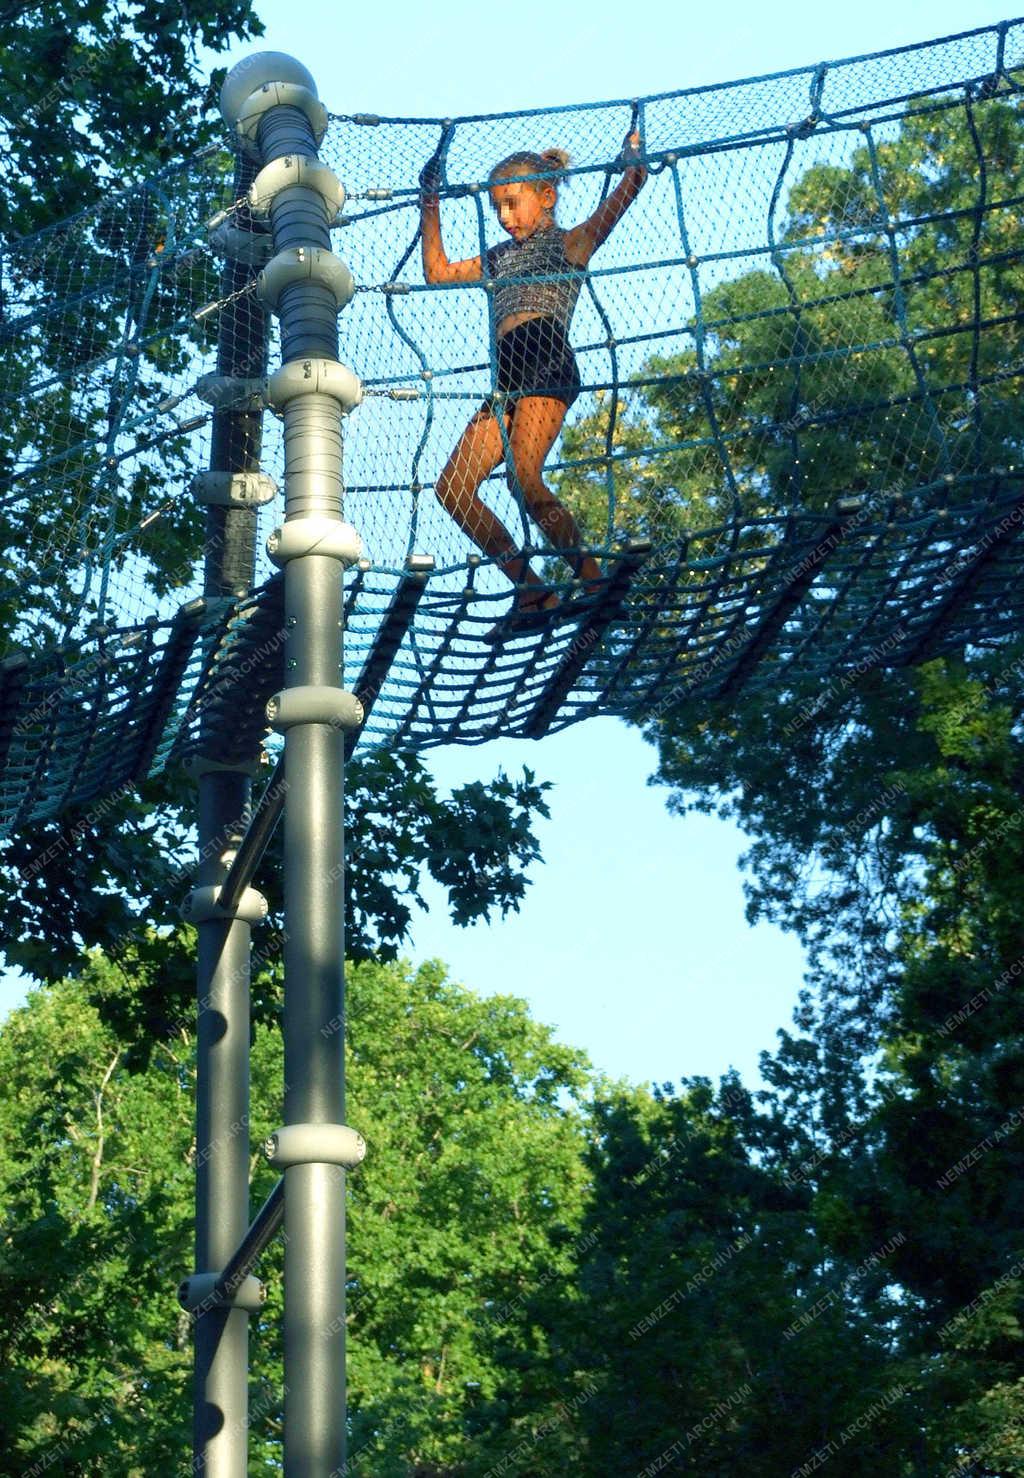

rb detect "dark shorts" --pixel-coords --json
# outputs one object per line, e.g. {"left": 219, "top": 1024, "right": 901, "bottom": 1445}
{"left": 484, "top": 317, "right": 581, "bottom": 412}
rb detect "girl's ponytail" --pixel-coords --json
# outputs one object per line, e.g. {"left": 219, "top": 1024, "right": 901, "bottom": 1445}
{"left": 539, "top": 147, "right": 570, "bottom": 172}
{"left": 489, "top": 148, "right": 571, "bottom": 190}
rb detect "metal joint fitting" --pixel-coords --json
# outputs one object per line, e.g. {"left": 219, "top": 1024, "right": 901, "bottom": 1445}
{"left": 207, "top": 220, "right": 274, "bottom": 266}
{"left": 266, "top": 686, "right": 364, "bottom": 733}
{"left": 220, "top": 51, "right": 318, "bottom": 124}
{"left": 247, "top": 155, "right": 346, "bottom": 221}
{"left": 268, "top": 358, "right": 363, "bottom": 413}
{"left": 182, "top": 754, "right": 268, "bottom": 780}
{"left": 257, "top": 246, "right": 356, "bottom": 314}
{"left": 266, "top": 1124, "right": 366, "bottom": 1170}
{"left": 266, "top": 516, "right": 362, "bottom": 568}
{"left": 182, "top": 884, "right": 269, "bottom": 926}
{"left": 192, "top": 471, "right": 279, "bottom": 508}
{"left": 178, "top": 1272, "right": 266, "bottom": 1315}
{"left": 235, "top": 81, "right": 328, "bottom": 157}
{"left": 196, "top": 372, "right": 267, "bottom": 412}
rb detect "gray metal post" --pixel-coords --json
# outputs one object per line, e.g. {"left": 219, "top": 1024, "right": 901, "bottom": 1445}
{"left": 191, "top": 770, "right": 257, "bottom": 1474}
{"left": 183, "top": 144, "right": 272, "bottom": 1477}
{"left": 220, "top": 54, "right": 366, "bottom": 1477}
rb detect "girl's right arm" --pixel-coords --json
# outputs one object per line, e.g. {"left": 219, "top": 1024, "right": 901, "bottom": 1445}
{"left": 564, "top": 131, "right": 647, "bottom": 268}
{"left": 420, "top": 195, "right": 483, "bottom": 284}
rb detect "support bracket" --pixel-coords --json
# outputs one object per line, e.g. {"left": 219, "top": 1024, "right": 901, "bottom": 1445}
{"left": 266, "top": 516, "right": 362, "bottom": 567}
{"left": 266, "top": 1123, "right": 366, "bottom": 1170}
{"left": 235, "top": 82, "right": 328, "bottom": 157}
{"left": 192, "top": 470, "right": 278, "bottom": 508}
{"left": 182, "top": 884, "right": 269, "bottom": 926}
{"left": 247, "top": 155, "right": 346, "bottom": 221}
{"left": 178, "top": 1272, "right": 266, "bottom": 1315}
{"left": 183, "top": 754, "right": 268, "bottom": 780}
{"left": 266, "top": 686, "right": 364, "bottom": 732}
{"left": 257, "top": 246, "right": 355, "bottom": 314}
{"left": 196, "top": 373, "right": 267, "bottom": 412}
{"left": 208, "top": 220, "right": 274, "bottom": 265}
{"left": 268, "top": 357, "right": 363, "bottom": 412}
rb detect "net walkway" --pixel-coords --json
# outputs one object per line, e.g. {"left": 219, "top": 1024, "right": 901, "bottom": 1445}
{"left": 2, "top": 17, "right": 1024, "bottom": 832}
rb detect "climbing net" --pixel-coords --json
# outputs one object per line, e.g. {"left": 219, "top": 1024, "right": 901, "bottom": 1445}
{"left": 2, "top": 17, "right": 1024, "bottom": 828}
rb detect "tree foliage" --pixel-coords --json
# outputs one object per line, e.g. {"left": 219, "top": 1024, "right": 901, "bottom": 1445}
{"left": 0, "top": 0, "right": 263, "bottom": 239}
{"left": 552, "top": 91, "right": 1024, "bottom": 1475}
{"left": 0, "top": 953, "right": 596, "bottom": 1475}
{"left": 557, "top": 97, "right": 1023, "bottom": 546}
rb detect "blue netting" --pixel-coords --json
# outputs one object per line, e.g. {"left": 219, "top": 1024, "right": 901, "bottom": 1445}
{"left": 2, "top": 17, "right": 1024, "bottom": 830}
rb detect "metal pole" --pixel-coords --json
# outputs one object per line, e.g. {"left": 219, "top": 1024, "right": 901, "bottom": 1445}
{"left": 184, "top": 143, "right": 272, "bottom": 1478}
{"left": 218, "top": 757, "right": 287, "bottom": 914}
{"left": 191, "top": 770, "right": 257, "bottom": 1475}
{"left": 220, "top": 53, "right": 366, "bottom": 1477}
{"left": 214, "top": 1178, "right": 286, "bottom": 1305}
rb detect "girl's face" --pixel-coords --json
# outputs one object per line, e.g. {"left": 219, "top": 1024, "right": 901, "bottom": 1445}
{"left": 489, "top": 172, "right": 556, "bottom": 241}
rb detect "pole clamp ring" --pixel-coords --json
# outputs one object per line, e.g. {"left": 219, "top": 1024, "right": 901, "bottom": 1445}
{"left": 266, "top": 1124, "right": 366, "bottom": 1169}
{"left": 257, "top": 247, "right": 355, "bottom": 314}
{"left": 268, "top": 358, "right": 363, "bottom": 412}
{"left": 178, "top": 1272, "right": 266, "bottom": 1315}
{"left": 248, "top": 155, "right": 345, "bottom": 221}
{"left": 196, "top": 373, "right": 267, "bottom": 412}
{"left": 207, "top": 220, "right": 274, "bottom": 265}
{"left": 266, "top": 517, "right": 362, "bottom": 568}
{"left": 182, "top": 885, "right": 269, "bottom": 925}
{"left": 192, "top": 471, "right": 278, "bottom": 508}
{"left": 183, "top": 755, "right": 268, "bottom": 780}
{"left": 266, "top": 687, "right": 364, "bottom": 733}
{"left": 235, "top": 81, "right": 328, "bottom": 157}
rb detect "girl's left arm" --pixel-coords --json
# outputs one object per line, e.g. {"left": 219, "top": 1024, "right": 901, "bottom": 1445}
{"left": 565, "top": 131, "right": 647, "bottom": 267}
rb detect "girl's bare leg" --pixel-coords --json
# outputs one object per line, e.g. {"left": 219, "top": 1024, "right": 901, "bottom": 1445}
{"left": 435, "top": 407, "right": 553, "bottom": 609}
{"left": 507, "top": 396, "right": 603, "bottom": 591}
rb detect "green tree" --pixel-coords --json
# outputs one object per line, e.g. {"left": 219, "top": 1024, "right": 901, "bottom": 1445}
{"left": 554, "top": 91, "right": 1024, "bottom": 1474}
{"left": 0, "top": 0, "right": 264, "bottom": 239}
{"left": 557, "top": 95, "right": 1022, "bottom": 548}
{"left": 0, "top": 948, "right": 596, "bottom": 1475}
{"left": 0, "top": 753, "right": 552, "bottom": 1066}
{"left": 550, "top": 88, "right": 1024, "bottom": 1471}
{"left": 532, "top": 1076, "right": 925, "bottom": 1476}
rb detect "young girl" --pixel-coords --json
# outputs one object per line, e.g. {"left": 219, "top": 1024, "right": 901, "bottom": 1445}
{"left": 419, "top": 131, "right": 647, "bottom": 635}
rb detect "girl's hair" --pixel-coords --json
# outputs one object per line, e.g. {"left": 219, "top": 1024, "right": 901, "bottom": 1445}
{"left": 489, "top": 148, "right": 570, "bottom": 190}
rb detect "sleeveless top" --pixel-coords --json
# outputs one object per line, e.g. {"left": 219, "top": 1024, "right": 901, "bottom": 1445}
{"left": 484, "top": 224, "right": 584, "bottom": 332}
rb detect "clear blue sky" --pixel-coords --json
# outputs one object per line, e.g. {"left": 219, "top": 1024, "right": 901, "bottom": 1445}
{"left": 3, "top": 1, "right": 1012, "bottom": 1090}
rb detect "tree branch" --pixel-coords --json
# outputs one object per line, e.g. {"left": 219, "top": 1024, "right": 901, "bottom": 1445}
{"left": 86, "top": 1050, "right": 120, "bottom": 1211}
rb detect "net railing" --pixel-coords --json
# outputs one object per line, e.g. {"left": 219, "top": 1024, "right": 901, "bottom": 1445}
{"left": 2, "top": 16, "right": 1024, "bottom": 828}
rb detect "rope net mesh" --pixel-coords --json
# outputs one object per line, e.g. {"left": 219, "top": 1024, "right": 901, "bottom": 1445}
{"left": 2, "top": 17, "right": 1024, "bottom": 828}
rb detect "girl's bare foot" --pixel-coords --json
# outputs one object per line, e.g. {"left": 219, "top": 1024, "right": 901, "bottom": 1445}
{"left": 482, "top": 585, "right": 560, "bottom": 643}
{"left": 512, "top": 585, "right": 560, "bottom": 615}
{"left": 573, "top": 553, "right": 603, "bottom": 598}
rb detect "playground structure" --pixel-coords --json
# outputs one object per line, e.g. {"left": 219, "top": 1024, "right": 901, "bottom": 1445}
{"left": 2, "top": 17, "right": 1024, "bottom": 1474}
